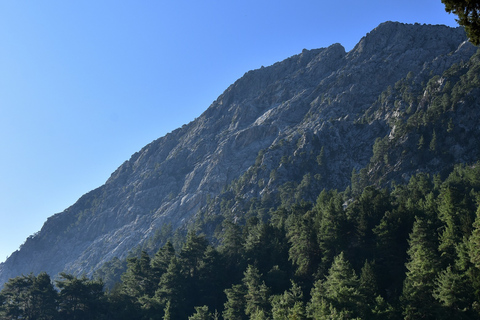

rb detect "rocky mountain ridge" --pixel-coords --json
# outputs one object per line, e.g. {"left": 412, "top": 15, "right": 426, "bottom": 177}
{"left": 0, "top": 21, "right": 478, "bottom": 285}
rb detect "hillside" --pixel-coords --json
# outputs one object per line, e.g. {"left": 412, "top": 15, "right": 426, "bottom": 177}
{"left": 0, "top": 21, "right": 478, "bottom": 286}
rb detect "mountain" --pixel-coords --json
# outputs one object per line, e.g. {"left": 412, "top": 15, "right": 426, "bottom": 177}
{"left": 0, "top": 21, "right": 478, "bottom": 286}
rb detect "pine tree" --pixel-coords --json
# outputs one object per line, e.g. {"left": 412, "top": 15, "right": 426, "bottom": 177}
{"left": 151, "top": 241, "right": 176, "bottom": 279}
{"left": 401, "top": 217, "right": 440, "bottom": 320}
{"left": 324, "top": 252, "right": 364, "bottom": 315}
{"left": 370, "top": 295, "right": 396, "bottom": 320}
{"left": 372, "top": 208, "right": 411, "bottom": 298}
{"left": 56, "top": 273, "right": 105, "bottom": 320}
{"left": 30, "top": 272, "right": 58, "bottom": 320}
{"left": 197, "top": 245, "right": 225, "bottom": 311}
{"left": 243, "top": 265, "right": 270, "bottom": 318}
{"left": 359, "top": 259, "right": 378, "bottom": 313}
{"left": 121, "top": 251, "right": 156, "bottom": 299}
{"left": 223, "top": 284, "right": 247, "bottom": 320}
{"left": 244, "top": 222, "right": 288, "bottom": 276}
{"left": 155, "top": 256, "right": 188, "bottom": 319}
{"left": 315, "top": 190, "right": 347, "bottom": 274}
{"left": 438, "top": 188, "right": 460, "bottom": 265}
{"left": 163, "top": 300, "right": 172, "bottom": 320}
{"left": 270, "top": 281, "right": 306, "bottom": 320}
{"left": 218, "top": 220, "right": 246, "bottom": 284}
{"left": 0, "top": 273, "right": 58, "bottom": 320}
{"left": 433, "top": 265, "right": 473, "bottom": 319}
{"left": 189, "top": 305, "right": 212, "bottom": 320}
{"left": 308, "top": 252, "right": 364, "bottom": 319}
{"left": 180, "top": 231, "right": 209, "bottom": 279}
{"left": 349, "top": 187, "right": 392, "bottom": 266}
{"left": 0, "top": 274, "right": 35, "bottom": 319}
{"left": 442, "top": 0, "right": 480, "bottom": 45}
{"left": 286, "top": 213, "right": 318, "bottom": 278}
{"left": 468, "top": 204, "right": 480, "bottom": 270}
{"left": 178, "top": 231, "right": 210, "bottom": 313}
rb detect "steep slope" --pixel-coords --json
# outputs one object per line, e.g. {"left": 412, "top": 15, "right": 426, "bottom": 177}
{"left": 0, "top": 22, "right": 477, "bottom": 285}
{"left": 357, "top": 46, "right": 480, "bottom": 188}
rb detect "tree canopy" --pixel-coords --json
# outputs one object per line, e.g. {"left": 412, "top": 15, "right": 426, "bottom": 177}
{"left": 442, "top": 0, "right": 480, "bottom": 45}
{"left": 2, "top": 163, "right": 480, "bottom": 319}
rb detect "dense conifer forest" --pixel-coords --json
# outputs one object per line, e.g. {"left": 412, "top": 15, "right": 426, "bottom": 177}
{"left": 2, "top": 163, "right": 480, "bottom": 319}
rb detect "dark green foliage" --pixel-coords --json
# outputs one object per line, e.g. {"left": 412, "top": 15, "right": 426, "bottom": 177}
{"left": 217, "top": 220, "right": 246, "bottom": 285}
{"left": 286, "top": 208, "right": 319, "bottom": 279}
{"left": 307, "top": 252, "right": 365, "bottom": 319}
{"left": 243, "top": 221, "right": 290, "bottom": 282}
{"left": 4, "top": 165, "right": 480, "bottom": 319}
{"left": 93, "top": 257, "right": 126, "bottom": 290}
{"left": 314, "top": 190, "right": 347, "bottom": 272}
{"left": 401, "top": 217, "right": 440, "bottom": 319}
{"left": 31, "top": 273, "right": 58, "bottom": 320}
{"left": 362, "top": 49, "right": 480, "bottom": 189}
{"left": 56, "top": 273, "right": 105, "bottom": 320}
{"left": 242, "top": 265, "right": 270, "bottom": 318}
{"left": 151, "top": 241, "right": 176, "bottom": 280}
{"left": 180, "top": 231, "right": 209, "bottom": 279}
{"left": 442, "top": 0, "right": 480, "bottom": 45}
{"left": 196, "top": 245, "right": 225, "bottom": 311}
{"left": 121, "top": 251, "right": 156, "bottom": 299}
{"left": 433, "top": 265, "right": 474, "bottom": 319}
{"left": 154, "top": 256, "right": 188, "bottom": 319}
{"left": 348, "top": 187, "right": 393, "bottom": 267}
{"left": 270, "top": 281, "right": 306, "bottom": 319}
{"left": 189, "top": 305, "right": 213, "bottom": 320}
{"left": 469, "top": 205, "right": 480, "bottom": 270}
{"left": 223, "top": 284, "right": 246, "bottom": 320}
{"left": 0, "top": 273, "right": 57, "bottom": 320}
{"left": 359, "top": 260, "right": 379, "bottom": 313}
{"left": 372, "top": 207, "right": 412, "bottom": 298}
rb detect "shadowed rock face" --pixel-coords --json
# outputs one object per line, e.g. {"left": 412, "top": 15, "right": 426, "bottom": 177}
{"left": 0, "top": 21, "right": 477, "bottom": 285}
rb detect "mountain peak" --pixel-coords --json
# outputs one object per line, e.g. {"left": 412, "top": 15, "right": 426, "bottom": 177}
{"left": 350, "top": 21, "right": 466, "bottom": 57}
{"left": 0, "top": 22, "right": 477, "bottom": 286}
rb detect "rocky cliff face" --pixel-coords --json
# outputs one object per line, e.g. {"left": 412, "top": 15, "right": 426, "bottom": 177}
{"left": 0, "top": 22, "right": 478, "bottom": 285}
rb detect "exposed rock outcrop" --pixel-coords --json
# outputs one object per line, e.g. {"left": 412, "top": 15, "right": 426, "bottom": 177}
{"left": 1, "top": 22, "right": 478, "bottom": 285}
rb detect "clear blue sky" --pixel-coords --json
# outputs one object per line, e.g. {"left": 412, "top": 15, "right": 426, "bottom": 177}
{"left": 0, "top": 1, "right": 458, "bottom": 262}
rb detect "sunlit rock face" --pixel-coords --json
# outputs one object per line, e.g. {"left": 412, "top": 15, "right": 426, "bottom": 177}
{"left": 1, "top": 21, "right": 478, "bottom": 286}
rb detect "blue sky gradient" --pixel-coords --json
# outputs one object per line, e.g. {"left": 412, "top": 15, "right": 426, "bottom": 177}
{"left": 0, "top": 1, "right": 459, "bottom": 262}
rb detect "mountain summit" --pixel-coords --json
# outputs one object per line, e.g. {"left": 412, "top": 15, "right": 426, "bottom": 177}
{"left": 1, "top": 22, "right": 478, "bottom": 285}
